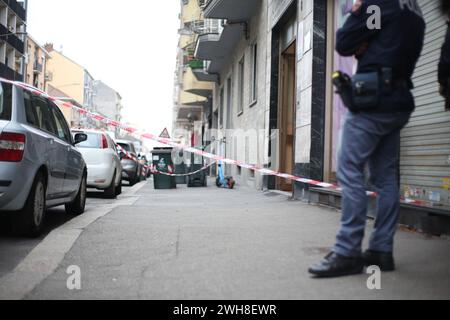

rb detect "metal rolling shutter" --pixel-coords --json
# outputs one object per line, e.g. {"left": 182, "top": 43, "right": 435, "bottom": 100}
{"left": 400, "top": 0, "right": 450, "bottom": 206}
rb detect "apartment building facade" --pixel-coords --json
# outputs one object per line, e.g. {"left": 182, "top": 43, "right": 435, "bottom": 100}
{"left": 92, "top": 80, "right": 123, "bottom": 136}
{"left": 173, "top": 0, "right": 215, "bottom": 148}
{"left": 44, "top": 43, "right": 97, "bottom": 128}
{"left": 176, "top": 0, "right": 450, "bottom": 212}
{"left": 0, "top": 0, "right": 27, "bottom": 81}
{"left": 24, "top": 35, "right": 51, "bottom": 90}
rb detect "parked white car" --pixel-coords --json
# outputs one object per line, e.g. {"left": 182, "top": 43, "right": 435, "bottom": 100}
{"left": 71, "top": 130, "right": 122, "bottom": 198}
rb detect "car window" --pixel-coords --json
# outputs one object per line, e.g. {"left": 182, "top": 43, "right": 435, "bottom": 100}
{"left": 32, "top": 95, "right": 57, "bottom": 135}
{"left": 0, "top": 82, "right": 12, "bottom": 121}
{"left": 24, "top": 91, "right": 39, "bottom": 126}
{"left": 117, "top": 143, "right": 131, "bottom": 152}
{"left": 106, "top": 135, "right": 115, "bottom": 150}
{"left": 50, "top": 102, "right": 72, "bottom": 143}
{"left": 76, "top": 132, "right": 101, "bottom": 149}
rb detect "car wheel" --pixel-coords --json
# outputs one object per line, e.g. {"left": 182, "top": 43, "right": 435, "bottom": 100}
{"left": 65, "top": 172, "right": 87, "bottom": 216}
{"left": 104, "top": 171, "right": 117, "bottom": 199}
{"left": 12, "top": 172, "right": 46, "bottom": 238}
{"left": 133, "top": 168, "right": 140, "bottom": 185}
{"left": 116, "top": 177, "right": 122, "bottom": 196}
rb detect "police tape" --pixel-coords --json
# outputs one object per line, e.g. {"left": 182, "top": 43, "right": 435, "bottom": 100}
{"left": 151, "top": 161, "right": 216, "bottom": 177}
{"left": 115, "top": 143, "right": 215, "bottom": 177}
{"left": 5, "top": 78, "right": 430, "bottom": 207}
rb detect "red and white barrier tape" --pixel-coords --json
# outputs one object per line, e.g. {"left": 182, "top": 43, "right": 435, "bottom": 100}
{"left": 3, "top": 78, "right": 436, "bottom": 208}
{"left": 115, "top": 142, "right": 214, "bottom": 177}
{"left": 151, "top": 161, "right": 216, "bottom": 177}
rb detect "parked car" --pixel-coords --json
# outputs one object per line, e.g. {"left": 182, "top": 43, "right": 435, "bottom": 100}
{"left": 72, "top": 129, "right": 122, "bottom": 198}
{"left": 142, "top": 155, "right": 152, "bottom": 179}
{"left": 0, "top": 80, "right": 88, "bottom": 237}
{"left": 115, "top": 139, "right": 141, "bottom": 186}
{"left": 138, "top": 154, "right": 150, "bottom": 180}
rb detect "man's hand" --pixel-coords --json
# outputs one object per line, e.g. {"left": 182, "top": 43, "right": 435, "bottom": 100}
{"left": 352, "top": 0, "right": 363, "bottom": 13}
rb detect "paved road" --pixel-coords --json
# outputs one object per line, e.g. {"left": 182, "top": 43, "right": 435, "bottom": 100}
{"left": 0, "top": 184, "right": 138, "bottom": 279}
{"left": 1, "top": 180, "right": 449, "bottom": 300}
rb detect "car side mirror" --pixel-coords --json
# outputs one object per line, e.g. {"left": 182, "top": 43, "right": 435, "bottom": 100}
{"left": 119, "top": 152, "right": 125, "bottom": 160}
{"left": 74, "top": 133, "right": 88, "bottom": 145}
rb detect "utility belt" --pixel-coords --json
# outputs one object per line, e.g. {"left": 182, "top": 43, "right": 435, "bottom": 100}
{"left": 332, "top": 68, "right": 412, "bottom": 113}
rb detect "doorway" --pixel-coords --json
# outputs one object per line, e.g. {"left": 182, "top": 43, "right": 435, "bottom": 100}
{"left": 277, "top": 41, "right": 296, "bottom": 191}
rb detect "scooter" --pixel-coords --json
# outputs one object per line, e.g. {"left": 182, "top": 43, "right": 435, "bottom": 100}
{"left": 216, "top": 162, "right": 235, "bottom": 189}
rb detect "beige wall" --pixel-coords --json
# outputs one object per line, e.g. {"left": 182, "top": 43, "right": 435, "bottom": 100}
{"left": 25, "top": 37, "right": 48, "bottom": 91}
{"left": 181, "top": 0, "right": 202, "bottom": 25}
{"left": 45, "top": 50, "right": 85, "bottom": 105}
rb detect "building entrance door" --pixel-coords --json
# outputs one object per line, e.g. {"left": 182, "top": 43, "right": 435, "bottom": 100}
{"left": 277, "top": 41, "right": 296, "bottom": 191}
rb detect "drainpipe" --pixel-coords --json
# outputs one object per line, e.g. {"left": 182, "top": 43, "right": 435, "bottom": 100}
{"left": 21, "top": 0, "right": 28, "bottom": 81}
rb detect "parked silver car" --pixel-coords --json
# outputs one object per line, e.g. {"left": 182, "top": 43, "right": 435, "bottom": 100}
{"left": 115, "top": 139, "right": 142, "bottom": 186}
{"left": 0, "top": 80, "right": 88, "bottom": 237}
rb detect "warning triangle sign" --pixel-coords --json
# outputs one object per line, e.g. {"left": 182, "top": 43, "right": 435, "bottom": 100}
{"left": 159, "top": 128, "right": 171, "bottom": 139}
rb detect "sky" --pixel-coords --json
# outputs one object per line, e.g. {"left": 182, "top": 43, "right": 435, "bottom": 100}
{"left": 27, "top": 0, "right": 180, "bottom": 146}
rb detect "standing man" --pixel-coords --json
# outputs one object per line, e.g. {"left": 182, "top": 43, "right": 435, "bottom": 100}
{"left": 309, "top": 0, "right": 425, "bottom": 278}
{"left": 439, "top": 0, "right": 450, "bottom": 110}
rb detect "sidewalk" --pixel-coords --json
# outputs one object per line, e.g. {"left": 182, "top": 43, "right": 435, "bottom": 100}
{"left": 25, "top": 180, "right": 450, "bottom": 300}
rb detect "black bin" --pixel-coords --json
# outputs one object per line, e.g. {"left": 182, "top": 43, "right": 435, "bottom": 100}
{"left": 174, "top": 150, "right": 187, "bottom": 185}
{"left": 151, "top": 147, "right": 176, "bottom": 189}
{"left": 187, "top": 152, "right": 207, "bottom": 187}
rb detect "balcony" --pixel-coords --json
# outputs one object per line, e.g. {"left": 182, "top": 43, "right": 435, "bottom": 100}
{"left": 0, "top": 62, "right": 22, "bottom": 81}
{"left": 0, "top": 23, "right": 24, "bottom": 54}
{"left": 1, "top": 0, "right": 26, "bottom": 21}
{"left": 195, "top": 22, "right": 244, "bottom": 74}
{"left": 203, "top": 0, "right": 259, "bottom": 22}
{"left": 179, "top": 90, "right": 207, "bottom": 106}
{"left": 177, "top": 104, "right": 203, "bottom": 122}
{"left": 33, "top": 61, "right": 43, "bottom": 74}
{"left": 187, "top": 59, "right": 204, "bottom": 69}
{"left": 188, "top": 18, "right": 222, "bottom": 35}
{"left": 182, "top": 67, "right": 214, "bottom": 98}
{"left": 181, "top": 0, "right": 203, "bottom": 25}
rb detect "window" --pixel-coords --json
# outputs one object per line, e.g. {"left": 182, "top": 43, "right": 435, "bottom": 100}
{"left": 24, "top": 91, "right": 38, "bottom": 126}
{"left": 50, "top": 104, "right": 72, "bottom": 143}
{"left": 219, "top": 87, "right": 224, "bottom": 128}
{"left": 75, "top": 132, "right": 101, "bottom": 149}
{"left": 226, "top": 77, "right": 232, "bottom": 129}
{"left": 31, "top": 96, "right": 57, "bottom": 135}
{"left": 118, "top": 142, "right": 136, "bottom": 154}
{"left": 0, "top": 83, "right": 12, "bottom": 121}
{"left": 250, "top": 43, "right": 258, "bottom": 104}
{"left": 237, "top": 57, "right": 245, "bottom": 115}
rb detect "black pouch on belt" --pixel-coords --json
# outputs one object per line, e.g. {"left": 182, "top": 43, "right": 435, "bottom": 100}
{"left": 351, "top": 71, "right": 380, "bottom": 110}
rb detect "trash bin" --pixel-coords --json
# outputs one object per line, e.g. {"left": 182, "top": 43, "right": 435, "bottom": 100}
{"left": 174, "top": 150, "right": 187, "bottom": 185}
{"left": 151, "top": 147, "right": 176, "bottom": 189}
{"left": 187, "top": 152, "right": 207, "bottom": 187}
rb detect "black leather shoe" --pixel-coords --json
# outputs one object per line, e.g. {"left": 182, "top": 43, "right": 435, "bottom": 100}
{"left": 363, "top": 250, "right": 395, "bottom": 271}
{"left": 308, "top": 252, "right": 364, "bottom": 278}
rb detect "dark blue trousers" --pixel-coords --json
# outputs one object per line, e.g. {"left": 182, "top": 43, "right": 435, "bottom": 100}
{"left": 333, "top": 111, "right": 412, "bottom": 257}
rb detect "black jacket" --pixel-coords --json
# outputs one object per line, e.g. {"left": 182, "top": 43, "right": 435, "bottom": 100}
{"left": 438, "top": 22, "right": 450, "bottom": 87}
{"left": 336, "top": 0, "right": 426, "bottom": 112}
